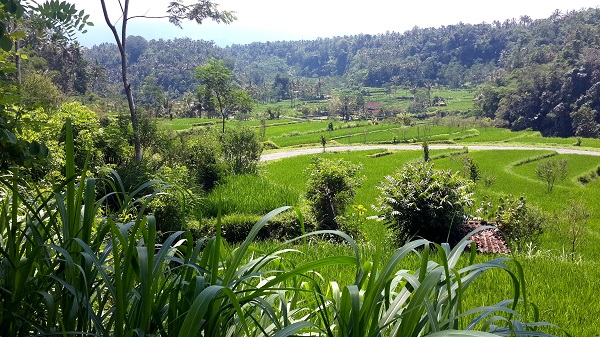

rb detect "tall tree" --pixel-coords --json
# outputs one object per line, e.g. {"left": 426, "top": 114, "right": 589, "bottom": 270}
{"left": 99, "top": 0, "right": 235, "bottom": 161}
{"left": 195, "top": 58, "right": 253, "bottom": 132}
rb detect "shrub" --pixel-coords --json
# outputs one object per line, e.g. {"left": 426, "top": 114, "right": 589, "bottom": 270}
{"left": 305, "top": 157, "right": 362, "bottom": 230}
{"left": 114, "top": 157, "right": 154, "bottom": 194}
{"left": 552, "top": 198, "right": 591, "bottom": 261}
{"left": 576, "top": 170, "right": 598, "bottom": 184}
{"left": 460, "top": 154, "right": 481, "bottom": 181}
{"left": 150, "top": 165, "right": 200, "bottom": 233}
{"left": 192, "top": 206, "right": 317, "bottom": 242}
{"left": 185, "top": 131, "right": 227, "bottom": 190}
{"left": 535, "top": 157, "right": 568, "bottom": 192}
{"left": 374, "top": 161, "right": 474, "bottom": 245}
{"left": 422, "top": 141, "right": 430, "bottom": 162}
{"left": 483, "top": 174, "right": 496, "bottom": 187}
{"left": 96, "top": 116, "right": 132, "bottom": 166}
{"left": 220, "top": 126, "right": 262, "bottom": 174}
{"left": 494, "top": 195, "right": 545, "bottom": 252}
{"left": 261, "top": 140, "right": 279, "bottom": 150}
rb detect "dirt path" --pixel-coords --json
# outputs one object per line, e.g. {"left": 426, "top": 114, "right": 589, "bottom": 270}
{"left": 261, "top": 144, "right": 600, "bottom": 161}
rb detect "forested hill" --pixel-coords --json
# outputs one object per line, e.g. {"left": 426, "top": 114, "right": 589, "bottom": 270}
{"left": 86, "top": 8, "right": 599, "bottom": 93}
{"left": 85, "top": 7, "right": 600, "bottom": 138}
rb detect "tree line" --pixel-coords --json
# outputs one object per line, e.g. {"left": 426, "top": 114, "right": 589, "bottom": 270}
{"left": 6, "top": 3, "right": 600, "bottom": 139}
{"left": 81, "top": 7, "right": 600, "bottom": 138}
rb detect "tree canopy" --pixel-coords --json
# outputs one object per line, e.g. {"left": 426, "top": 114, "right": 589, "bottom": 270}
{"left": 195, "top": 58, "right": 253, "bottom": 132}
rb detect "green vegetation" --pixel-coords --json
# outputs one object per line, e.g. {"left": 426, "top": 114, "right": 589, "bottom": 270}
{"left": 156, "top": 118, "right": 600, "bottom": 151}
{"left": 201, "top": 174, "right": 299, "bottom": 218}
{"left": 305, "top": 157, "right": 362, "bottom": 230}
{"left": 5, "top": 1, "right": 600, "bottom": 335}
{"left": 373, "top": 161, "right": 474, "bottom": 245}
{"left": 535, "top": 158, "right": 569, "bottom": 193}
{"left": 256, "top": 148, "right": 600, "bottom": 336}
{"left": 484, "top": 195, "right": 546, "bottom": 252}
{"left": 196, "top": 58, "right": 253, "bottom": 132}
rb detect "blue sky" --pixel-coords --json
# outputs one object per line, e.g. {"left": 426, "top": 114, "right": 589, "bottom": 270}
{"left": 73, "top": 0, "right": 600, "bottom": 47}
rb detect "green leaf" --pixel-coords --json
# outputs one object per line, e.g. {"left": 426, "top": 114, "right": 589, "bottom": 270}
{"left": 178, "top": 285, "right": 224, "bottom": 336}
{"left": 0, "top": 35, "right": 13, "bottom": 52}
{"left": 29, "top": 142, "right": 40, "bottom": 155}
{"left": 272, "top": 321, "right": 317, "bottom": 336}
{"left": 427, "top": 331, "right": 498, "bottom": 337}
{"left": 11, "top": 30, "right": 26, "bottom": 39}
{"left": 2, "top": 129, "right": 17, "bottom": 143}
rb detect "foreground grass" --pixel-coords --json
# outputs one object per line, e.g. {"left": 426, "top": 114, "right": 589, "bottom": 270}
{"left": 2, "top": 169, "right": 558, "bottom": 336}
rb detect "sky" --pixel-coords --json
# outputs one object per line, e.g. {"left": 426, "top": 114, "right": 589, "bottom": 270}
{"left": 73, "top": 0, "right": 600, "bottom": 47}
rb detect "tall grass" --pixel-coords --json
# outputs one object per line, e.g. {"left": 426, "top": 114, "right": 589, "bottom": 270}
{"left": 202, "top": 174, "right": 299, "bottom": 217}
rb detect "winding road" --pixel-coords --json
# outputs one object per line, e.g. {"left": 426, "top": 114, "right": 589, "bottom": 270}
{"left": 261, "top": 144, "right": 600, "bottom": 161}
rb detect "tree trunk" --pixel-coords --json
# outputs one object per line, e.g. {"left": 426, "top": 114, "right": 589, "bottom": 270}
{"left": 15, "top": 40, "right": 21, "bottom": 85}
{"left": 217, "top": 96, "right": 225, "bottom": 133}
{"left": 124, "top": 76, "right": 142, "bottom": 161}
{"left": 101, "top": 0, "right": 143, "bottom": 162}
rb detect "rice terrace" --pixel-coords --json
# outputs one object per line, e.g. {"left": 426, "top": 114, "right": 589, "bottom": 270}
{"left": 2, "top": 0, "right": 600, "bottom": 336}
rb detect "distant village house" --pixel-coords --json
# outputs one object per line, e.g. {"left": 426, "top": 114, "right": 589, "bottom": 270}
{"left": 363, "top": 101, "right": 385, "bottom": 120}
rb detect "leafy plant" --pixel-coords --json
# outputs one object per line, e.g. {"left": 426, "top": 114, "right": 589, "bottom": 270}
{"left": 220, "top": 126, "right": 262, "bottom": 174}
{"left": 0, "top": 118, "right": 570, "bottom": 337}
{"left": 493, "top": 195, "right": 546, "bottom": 252}
{"left": 483, "top": 174, "right": 496, "bottom": 187}
{"left": 552, "top": 198, "right": 591, "bottom": 261}
{"left": 459, "top": 154, "right": 481, "bottom": 182}
{"left": 318, "top": 228, "right": 562, "bottom": 337}
{"left": 184, "top": 129, "right": 227, "bottom": 190}
{"left": 150, "top": 164, "right": 201, "bottom": 233}
{"left": 305, "top": 157, "right": 362, "bottom": 230}
{"left": 535, "top": 158, "right": 568, "bottom": 193}
{"left": 374, "top": 161, "right": 474, "bottom": 245}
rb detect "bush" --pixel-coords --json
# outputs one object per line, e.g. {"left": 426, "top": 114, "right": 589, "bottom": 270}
{"left": 493, "top": 195, "right": 545, "bottom": 252}
{"left": 114, "top": 158, "right": 154, "bottom": 194}
{"left": 220, "top": 126, "right": 262, "bottom": 174}
{"left": 374, "top": 161, "right": 474, "bottom": 245}
{"left": 261, "top": 140, "right": 279, "bottom": 150}
{"left": 150, "top": 193, "right": 186, "bottom": 233}
{"left": 422, "top": 141, "right": 429, "bottom": 162}
{"left": 150, "top": 165, "right": 200, "bottom": 233}
{"left": 459, "top": 154, "right": 481, "bottom": 182}
{"left": 535, "top": 158, "right": 568, "bottom": 193}
{"left": 551, "top": 198, "right": 591, "bottom": 261}
{"left": 305, "top": 157, "right": 362, "bottom": 230}
{"left": 576, "top": 170, "right": 598, "bottom": 184}
{"left": 483, "top": 174, "right": 496, "bottom": 187}
{"left": 184, "top": 130, "right": 227, "bottom": 190}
